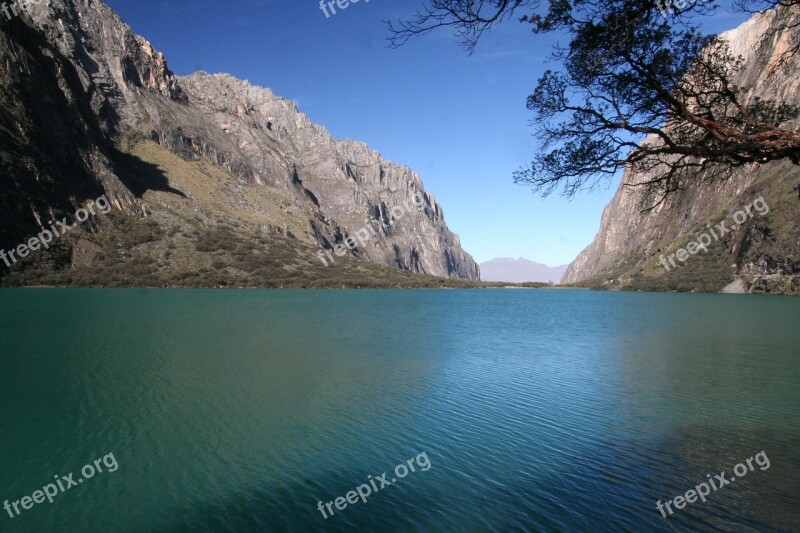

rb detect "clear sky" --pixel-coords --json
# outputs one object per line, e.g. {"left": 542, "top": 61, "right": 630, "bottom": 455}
{"left": 104, "top": 0, "right": 750, "bottom": 266}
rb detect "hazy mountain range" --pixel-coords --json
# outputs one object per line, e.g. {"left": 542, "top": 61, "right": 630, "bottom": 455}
{"left": 479, "top": 258, "right": 567, "bottom": 284}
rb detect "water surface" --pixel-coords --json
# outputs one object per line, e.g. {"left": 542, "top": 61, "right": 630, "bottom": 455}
{"left": 0, "top": 289, "right": 798, "bottom": 532}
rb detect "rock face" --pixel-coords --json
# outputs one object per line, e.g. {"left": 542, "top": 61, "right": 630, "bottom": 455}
{"left": 0, "top": 0, "right": 479, "bottom": 283}
{"left": 170, "top": 73, "right": 478, "bottom": 279}
{"left": 563, "top": 6, "right": 800, "bottom": 295}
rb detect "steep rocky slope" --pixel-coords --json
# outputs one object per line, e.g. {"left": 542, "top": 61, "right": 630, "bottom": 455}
{"left": 0, "top": 0, "right": 479, "bottom": 286}
{"left": 563, "top": 6, "right": 800, "bottom": 295}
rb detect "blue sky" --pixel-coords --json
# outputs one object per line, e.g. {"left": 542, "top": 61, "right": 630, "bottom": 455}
{"left": 104, "top": 0, "right": 750, "bottom": 266}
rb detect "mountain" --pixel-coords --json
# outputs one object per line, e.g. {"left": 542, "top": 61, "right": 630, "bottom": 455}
{"left": 480, "top": 258, "right": 567, "bottom": 284}
{"left": 0, "top": 0, "right": 479, "bottom": 287}
{"left": 564, "top": 6, "right": 800, "bottom": 295}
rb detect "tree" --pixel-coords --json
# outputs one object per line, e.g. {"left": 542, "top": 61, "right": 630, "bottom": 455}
{"left": 388, "top": 0, "right": 800, "bottom": 209}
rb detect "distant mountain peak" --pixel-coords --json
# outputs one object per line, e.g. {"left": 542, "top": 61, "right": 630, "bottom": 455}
{"left": 479, "top": 257, "right": 567, "bottom": 284}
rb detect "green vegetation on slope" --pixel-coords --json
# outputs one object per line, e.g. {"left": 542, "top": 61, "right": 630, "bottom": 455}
{"left": 0, "top": 138, "right": 548, "bottom": 289}
{"left": 574, "top": 162, "right": 800, "bottom": 295}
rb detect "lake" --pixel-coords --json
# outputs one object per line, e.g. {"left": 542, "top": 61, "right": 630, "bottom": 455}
{"left": 0, "top": 289, "right": 798, "bottom": 532}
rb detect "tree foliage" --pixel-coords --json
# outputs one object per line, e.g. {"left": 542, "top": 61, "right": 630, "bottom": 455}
{"left": 388, "top": 0, "right": 800, "bottom": 208}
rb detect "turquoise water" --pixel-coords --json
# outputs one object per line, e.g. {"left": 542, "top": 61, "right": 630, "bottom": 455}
{"left": 0, "top": 289, "right": 798, "bottom": 532}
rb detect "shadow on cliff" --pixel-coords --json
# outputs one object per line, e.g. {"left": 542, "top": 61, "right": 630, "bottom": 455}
{"left": 110, "top": 148, "right": 187, "bottom": 199}
{"left": 0, "top": 13, "right": 184, "bottom": 253}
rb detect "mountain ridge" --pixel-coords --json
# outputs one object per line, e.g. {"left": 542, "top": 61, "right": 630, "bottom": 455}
{"left": 0, "top": 0, "right": 480, "bottom": 286}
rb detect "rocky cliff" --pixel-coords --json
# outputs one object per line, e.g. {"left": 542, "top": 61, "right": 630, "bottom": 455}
{"left": 0, "top": 0, "right": 479, "bottom": 287}
{"left": 563, "top": 6, "right": 800, "bottom": 295}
